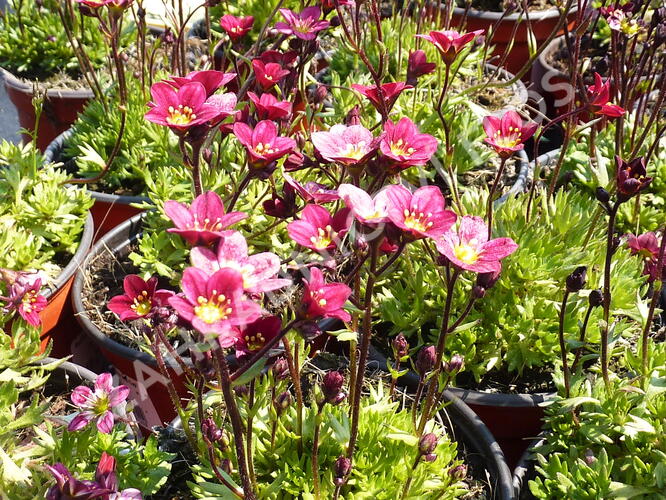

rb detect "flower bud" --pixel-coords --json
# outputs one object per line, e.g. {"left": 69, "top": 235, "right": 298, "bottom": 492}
{"left": 312, "top": 84, "right": 328, "bottom": 105}
{"left": 419, "top": 433, "right": 438, "bottom": 455}
{"left": 333, "top": 456, "right": 351, "bottom": 486}
{"left": 566, "top": 266, "right": 587, "bottom": 293}
{"left": 584, "top": 449, "right": 596, "bottom": 465}
{"left": 330, "top": 15, "right": 341, "bottom": 27}
{"left": 416, "top": 346, "right": 436, "bottom": 377}
{"left": 392, "top": 333, "right": 409, "bottom": 359}
{"left": 476, "top": 269, "right": 501, "bottom": 290}
{"left": 202, "top": 418, "right": 223, "bottom": 443}
{"left": 284, "top": 151, "right": 305, "bottom": 172}
{"left": 589, "top": 289, "right": 603, "bottom": 307}
{"left": 436, "top": 254, "right": 450, "bottom": 267}
{"left": 472, "top": 285, "right": 486, "bottom": 299}
{"left": 220, "top": 458, "right": 233, "bottom": 474}
{"left": 274, "top": 391, "right": 292, "bottom": 415}
{"left": 322, "top": 371, "right": 346, "bottom": 405}
{"left": 202, "top": 148, "right": 213, "bottom": 165}
{"left": 234, "top": 385, "right": 250, "bottom": 398}
{"left": 423, "top": 453, "right": 437, "bottom": 462}
{"left": 595, "top": 187, "right": 610, "bottom": 205}
{"left": 443, "top": 354, "right": 464, "bottom": 375}
{"left": 345, "top": 105, "right": 361, "bottom": 126}
{"left": 448, "top": 464, "right": 467, "bottom": 480}
{"left": 272, "top": 357, "right": 290, "bottom": 380}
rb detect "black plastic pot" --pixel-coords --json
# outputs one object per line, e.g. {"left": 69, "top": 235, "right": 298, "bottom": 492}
{"left": 512, "top": 434, "right": 546, "bottom": 499}
{"left": 36, "top": 356, "right": 99, "bottom": 392}
{"left": 43, "top": 129, "right": 149, "bottom": 240}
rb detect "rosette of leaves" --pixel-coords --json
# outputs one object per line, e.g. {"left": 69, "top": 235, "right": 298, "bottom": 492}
{"left": 0, "top": 0, "right": 107, "bottom": 82}
{"left": 528, "top": 344, "right": 666, "bottom": 499}
{"left": 375, "top": 188, "right": 645, "bottom": 380}
{"left": 0, "top": 141, "right": 93, "bottom": 284}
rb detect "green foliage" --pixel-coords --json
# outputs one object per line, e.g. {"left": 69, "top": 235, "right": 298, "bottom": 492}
{"left": 529, "top": 345, "right": 666, "bottom": 499}
{"left": 0, "top": 0, "right": 107, "bottom": 80}
{"left": 0, "top": 141, "right": 93, "bottom": 282}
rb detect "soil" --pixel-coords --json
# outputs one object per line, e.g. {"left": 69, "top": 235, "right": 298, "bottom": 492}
{"left": 459, "top": 0, "right": 559, "bottom": 13}
{"left": 460, "top": 154, "right": 521, "bottom": 191}
{"left": 8, "top": 69, "right": 91, "bottom": 92}
{"left": 545, "top": 35, "right": 609, "bottom": 80}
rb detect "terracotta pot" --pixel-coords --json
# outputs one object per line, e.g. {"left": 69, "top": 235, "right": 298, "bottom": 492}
{"left": 35, "top": 212, "right": 94, "bottom": 357}
{"left": 1, "top": 68, "right": 93, "bottom": 152}
{"left": 530, "top": 36, "right": 571, "bottom": 117}
{"left": 43, "top": 129, "right": 149, "bottom": 240}
{"left": 424, "top": 3, "right": 577, "bottom": 76}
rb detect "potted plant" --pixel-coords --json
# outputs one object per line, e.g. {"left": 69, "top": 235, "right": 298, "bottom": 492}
{"left": 0, "top": 140, "right": 93, "bottom": 356}
{"left": 0, "top": 0, "right": 109, "bottom": 150}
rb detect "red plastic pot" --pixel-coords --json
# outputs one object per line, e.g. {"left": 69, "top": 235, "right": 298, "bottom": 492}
{"left": 424, "top": 3, "right": 577, "bottom": 76}
{"left": 43, "top": 130, "right": 148, "bottom": 240}
{"left": 36, "top": 212, "right": 94, "bottom": 357}
{"left": 1, "top": 68, "right": 93, "bottom": 152}
{"left": 530, "top": 36, "right": 571, "bottom": 117}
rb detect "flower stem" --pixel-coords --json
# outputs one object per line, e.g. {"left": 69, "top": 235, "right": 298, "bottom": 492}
{"left": 282, "top": 336, "right": 304, "bottom": 456}
{"left": 312, "top": 406, "right": 324, "bottom": 500}
{"left": 558, "top": 290, "right": 571, "bottom": 398}
{"left": 246, "top": 379, "right": 257, "bottom": 490}
{"left": 399, "top": 453, "right": 422, "bottom": 500}
{"left": 486, "top": 156, "right": 508, "bottom": 239}
{"left": 641, "top": 227, "right": 666, "bottom": 384}
{"left": 571, "top": 303, "right": 594, "bottom": 372}
{"left": 601, "top": 203, "right": 620, "bottom": 388}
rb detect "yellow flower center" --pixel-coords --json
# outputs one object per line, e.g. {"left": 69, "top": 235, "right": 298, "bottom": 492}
{"left": 453, "top": 242, "right": 480, "bottom": 264}
{"left": 402, "top": 207, "right": 433, "bottom": 232}
{"left": 341, "top": 142, "right": 367, "bottom": 160}
{"left": 21, "top": 290, "right": 39, "bottom": 313}
{"left": 191, "top": 215, "right": 224, "bottom": 232}
{"left": 310, "top": 288, "right": 328, "bottom": 308}
{"left": 244, "top": 332, "right": 266, "bottom": 351}
{"left": 254, "top": 142, "right": 276, "bottom": 155}
{"left": 130, "top": 290, "right": 152, "bottom": 316}
{"left": 309, "top": 225, "right": 336, "bottom": 250}
{"left": 194, "top": 291, "right": 232, "bottom": 324}
{"left": 389, "top": 138, "right": 415, "bottom": 157}
{"left": 167, "top": 105, "right": 197, "bottom": 125}
{"left": 493, "top": 127, "right": 522, "bottom": 148}
{"left": 92, "top": 395, "right": 110, "bottom": 416}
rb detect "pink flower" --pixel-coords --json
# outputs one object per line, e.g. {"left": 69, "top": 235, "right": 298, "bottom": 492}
{"left": 351, "top": 82, "right": 412, "bottom": 116}
{"left": 252, "top": 60, "right": 291, "bottom": 90}
{"left": 311, "top": 124, "right": 378, "bottom": 166}
{"left": 220, "top": 14, "right": 254, "bottom": 41}
{"left": 406, "top": 50, "right": 436, "bottom": 86}
{"left": 234, "top": 315, "right": 282, "bottom": 358}
{"left": 586, "top": 73, "right": 625, "bottom": 118}
{"left": 380, "top": 117, "right": 438, "bottom": 169}
{"left": 416, "top": 29, "right": 483, "bottom": 65}
{"left": 168, "top": 267, "right": 263, "bottom": 343}
{"left": 275, "top": 6, "right": 330, "bottom": 41}
{"left": 233, "top": 120, "right": 296, "bottom": 166}
{"left": 482, "top": 110, "right": 538, "bottom": 159}
{"left": 627, "top": 232, "right": 663, "bottom": 281}
{"left": 190, "top": 231, "right": 290, "bottom": 293}
{"left": 167, "top": 70, "right": 236, "bottom": 98}
{"left": 338, "top": 184, "right": 390, "bottom": 225}
{"left": 248, "top": 92, "right": 292, "bottom": 121}
{"left": 434, "top": 216, "right": 518, "bottom": 273}
{"left": 145, "top": 81, "right": 222, "bottom": 132}
{"left": 259, "top": 49, "right": 298, "bottom": 68}
{"left": 287, "top": 204, "right": 351, "bottom": 251}
{"left": 107, "top": 275, "right": 173, "bottom": 322}
{"left": 385, "top": 184, "right": 456, "bottom": 239}
{"left": 9, "top": 275, "right": 47, "bottom": 327}
{"left": 283, "top": 172, "right": 339, "bottom": 203}
{"left": 302, "top": 267, "right": 352, "bottom": 322}
{"left": 68, "top": 373, "right": 130, "bottom": 434}
{"left": 164, "top": 191, "right": 247, "bottom": 246}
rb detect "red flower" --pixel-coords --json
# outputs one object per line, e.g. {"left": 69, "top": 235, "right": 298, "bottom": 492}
{"left": 627, "top": 232, "right": 663, "bottom": 281}
{"left": 283, "top": 172, "right": 339, "bottom": 203}
{"left": 406, "top": 50, "right": 436, "bottom": 86}
{"left": 220, "top": 14, "right": 254, "bottom": 41}
{"left": 482, "top": 110, "right": 538, "bottom": 159}
{"left": 248, "top": 92, "right": 292, "bottom": 121}
{"left": 145, "top": 81, "right": 222, "bottom": 132}
{"left": 351, "top": 82, "right": 412, "bottom": 116}
{"left": 380, "top": 117, "right": 438, "bottom": 169}
{"left": 311, "top": 124, "right": 378, "bottom": 166}
{"left": 416, "top": 29, "right": 483, "bottom": 65}
{"left": 275, "top": 6, "right": 330, "bottom": 41}
{"left": 107, "top": 275, "right": 173, "bottom": 321}
{"left": 287, "top": 204, "right": 351, "bottom": 251}
{"left": 167, "top": 70, "right": 236, "bottom": 98}
{"left": 385, "top": 184, "right": 456, "bottom": 239}
{"left": 168, "top": 267, "right": 263, "bottom": 343}
{"left": 585, "top": 73, "right": 625, "bottom": 118}
{"left": 251, "top": 60, "right": 290, "bottom": 90}
{"left": 616, "top": 155, "right": 652, "bottom": 202}
{"left": 234, "top": 315, "right": 282, "bottom": 358}
{"left": 259, "top": 50, "right": 298, "bottom": 68}
{"left": 233, "top": 120, "right": 296, "bottom": 166}
{"left": 164, "top": 191, "right": 247, "bottom": 246}
{"left": 434, "top": 216, "right": 518, "bottom": 273}
{"left": 302, "top": 267, "right": 352, "bottom": 322}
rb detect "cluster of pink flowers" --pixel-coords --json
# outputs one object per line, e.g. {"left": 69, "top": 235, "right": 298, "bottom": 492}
{"left": 0, "top": 270, "right": 48, "bottom": 327}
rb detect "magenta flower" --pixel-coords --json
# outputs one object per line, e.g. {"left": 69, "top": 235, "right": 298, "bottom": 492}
{"left": 73, "top": 0, "right": 109, "bottom": 8}
{"left": 416, "top": 29, "right": 484, "bottom": 65}
{"left": 204, "top": 93, "right": 238, "bottom": 123}
{"left": 406, "top": 50, "right": 436, "bottom": 86}
{"left": 168, "top": 267, "right": 262, "bottom": 344}
{"left": 351, "top": 82, "right": 412, "bottom": 115}
{"left": 380, "top": 117, "right": 438, "bottom": 170}
{"left": 482, "top": 110, "right": 538, "bottom": 159}
{"left": 95, "top": 452, "right": 143, "bottom": 499}
{"left": 259, "top": 49, "right": 298, "bottom": 68}
{"left": 145, "top": 81, "right": 222, "bottom": 132}
{"left": 338, "top": 184, "right": 390, "bottom": 225}
{"left": 248, "top": 92, "right": 293, "bottom": 121}
{"left": 68, "top": 373, "right": 130, "bottom": 434}
{"left": 283, "top": 172, "right": 339, "bottom": 203}
{"left": 585, "top": 73, "right": 625, "bottom": 118}
{"left": 168, "top": 70, "right": 236, "bottom": 98}
{"left": 233, "top": 120, "right": 297, "bottom": 166}
{"left": 190, "top": 231, "right": 290, "bottom": 293}
{"left": 434, "top": 216, "right": 518, "bottom": 273}
{"left": 287, "top": 204, "right": 351, "bottom": 251}
{"left": 302, "top": 267, "right": 352, "bottom": 322}
{"left": 220, "top": 14, "right": 254, "bottom": 41}
{"left": 627, "top": 232, "right": 663, "bottom": 281}
{"left": 9, "top": 275, "right": 47, "bottom": 327}
{"left": 275, "top": 6, "right": 330, "bottom": 41}
{"left": 234, "top": 315, "right": 282, "bottom": 358}
{"left": 385, "top": 184, "right": 456, "bottom": 239}
{"left": 616, "top": 155, "right": 652, "bottom": 202}
{"left": 107, "top": 275, "right": 173, "bottom": 322}
{"left": 164, "top": 191, "right": 247, "bottom": 246}
{"left": 311, "top": 124, "right": 378, "bottom": 166}
{"left": 252, "top": 60, "right": 291, "bottom": 90}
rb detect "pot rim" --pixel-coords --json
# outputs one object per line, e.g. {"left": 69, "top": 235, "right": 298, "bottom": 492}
{"left": 1, "top": 67, "right": 95, "bottom": 99}
{"left": 35, "top": 356, "right": 99, "bottom": 383}
{"left": 43, "top": 128, "right": 150, "bottom": 205}
{"left": 511, "top": 433, "right": 546, "bottom": 496}
{"left": 450, "top": 3, "right": 573, "bottom": 22}
{"left": 536, "top": 35, "right": 566, "bottom": 76}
